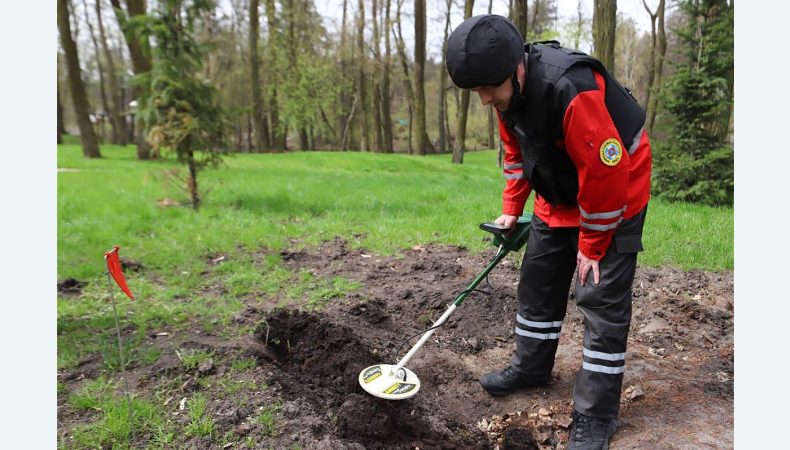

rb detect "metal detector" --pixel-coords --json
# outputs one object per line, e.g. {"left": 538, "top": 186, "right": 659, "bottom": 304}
{"left": 358, "top": 215, "right": 532, "bottom": 400}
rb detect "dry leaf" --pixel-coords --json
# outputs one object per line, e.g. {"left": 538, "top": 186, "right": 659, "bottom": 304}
{"left": 179, "top": 397, "right": 188, "bottom": 410}
{"left": 648, "top": 347, "right": 666, "bottom": 358}
{"left": 624, "top": 384, "right": 645, "bottom": 401}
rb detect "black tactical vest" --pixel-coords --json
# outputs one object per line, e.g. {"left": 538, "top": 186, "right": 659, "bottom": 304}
{"left": 500, "top": 41, "right": 646, "bottom": 207}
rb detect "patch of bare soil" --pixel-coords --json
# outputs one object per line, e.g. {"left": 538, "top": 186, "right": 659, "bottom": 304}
{"left": 269, "top": 238, "right": 733, "bottom": 449}
{"left": 57, "top": 278, "right": 86, "bottom": 296}
{"left": 57, "top": 237, "right": 733, "bottom": 449}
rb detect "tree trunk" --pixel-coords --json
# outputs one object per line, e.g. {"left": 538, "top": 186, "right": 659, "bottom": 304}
{"left": 264, "top": 0, "right": 286, "bottom": 151}
{"left": 299, "top": 128, "right": 309, "bottom": 150}
{"left": 186, "top": 147, "right": 200, "bottom": 210}
{"left": 414, "top": 0, "right": 430, "bottom": 155}
{"left": 247, "top": 112, "right": 253, "bottom": 152}
{"left": 573, "top": 0, "right": 584, "bottom": 50}
{"left": 109, "top": 0, "right": 152, "bottom": 158}
{"left": 592, "top": 0, "right": 617, "bottom": 71}
{"left": 646, "top": 0, "right": 666, "bottom": 135}
{"left": 394, "top": 0, "right": 416, "bottom": 153}
{"left": 81, "top": 0, "right": 111, "bottom": 145}
{"left": 58, "top": 0, "right": 101, "bottom": 158}
{"left": 371, "top": 0, "right": 384, "bottom": 153}
{"left": 488, "top": 0, "right": 496, "bottom": 151}
{"left": 57, "top": 88, "right": 65, "bottom": 144}
{"left": 513, "top": 0, "right": 527, "bottom": 39}
{"left": 356, "top": 0, "right": 369, "bottom": 152}
{"left": 530, "top": 0, "right": 540, "bottom": 38}
{"left": 340, "top": 95, "right": 358, "bottom": 151}
{"left": 453, "top": 0, "right": 475, "bottom": 164}
{"left": 381, "top": 0, "right": 394, "bottom": 153}
{"left": 437, "top": 0, "right": 452, "bottom": 153}
{"left": 249, "top": 0, "right": 270, "bottom": 152}
{"left": 96, "top": 0, "right": 127, "bottom": 145}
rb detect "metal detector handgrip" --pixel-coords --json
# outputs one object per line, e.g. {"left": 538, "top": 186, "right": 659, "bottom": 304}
{"left": 480, "top": 213, "right": 532, "bottom": 252}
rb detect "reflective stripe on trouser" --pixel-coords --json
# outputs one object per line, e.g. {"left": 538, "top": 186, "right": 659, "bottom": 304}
{"left": 572, "top": 208, "right": 646, "bottom": 419}
{"left": 511, "top": 215, "right": 577, "bottom": 377}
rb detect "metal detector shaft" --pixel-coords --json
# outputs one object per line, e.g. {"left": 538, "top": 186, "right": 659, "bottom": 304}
{"left": 392, "top": 245, "right": 511, "bottom": 374}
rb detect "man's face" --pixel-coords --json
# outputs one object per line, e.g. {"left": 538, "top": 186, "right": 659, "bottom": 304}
{"left": 471, "top": 76, "right": 513, "bottom": 112}
{"left": 470, "top": 62, "right": 525, "bottom": 112}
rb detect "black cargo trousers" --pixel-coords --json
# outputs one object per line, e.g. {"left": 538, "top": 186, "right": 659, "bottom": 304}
{"left": 510, "top": 207, "right": 647, "bottom": 419}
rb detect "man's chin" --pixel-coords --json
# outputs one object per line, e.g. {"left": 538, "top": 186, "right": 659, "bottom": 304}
{"left": 494, "top": 103, "right": 510, "bottom": 112}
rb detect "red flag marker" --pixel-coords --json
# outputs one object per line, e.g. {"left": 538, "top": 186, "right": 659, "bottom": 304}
{"left": 104, "top": 245, "right": 134, "bottom": 300}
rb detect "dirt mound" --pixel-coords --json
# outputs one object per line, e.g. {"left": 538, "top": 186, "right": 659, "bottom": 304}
{"left": 57, "top": 277, "right": 86, "bottom": 296}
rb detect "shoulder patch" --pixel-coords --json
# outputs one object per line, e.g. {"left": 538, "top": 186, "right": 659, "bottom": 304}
{"left": 599, "top": 138, "right": 622, "bottom": 166}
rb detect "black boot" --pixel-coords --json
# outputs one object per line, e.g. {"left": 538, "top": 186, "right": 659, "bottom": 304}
{"left": 479, "top": 366, "right": 551, "bottom": 396}
{"left": 567, "top": 411, "right": 617, "bottom": 450}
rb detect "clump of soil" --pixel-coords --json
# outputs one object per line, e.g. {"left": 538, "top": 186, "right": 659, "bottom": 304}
{"left": 502, "top": 427, "right": 540, "bottom": 450}
{"left": 120, "top": 257, "right": 144, "bottom": 272}
{"left": 57, "top": 277, "right": 86, "bottom": 296}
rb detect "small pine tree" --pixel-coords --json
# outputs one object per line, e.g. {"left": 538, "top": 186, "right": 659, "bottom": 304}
{"left": 654, "top": 0, "right": 733, "bottom": 206}
{"left": 134, "top": 0, "right": 226, "bottom": 210}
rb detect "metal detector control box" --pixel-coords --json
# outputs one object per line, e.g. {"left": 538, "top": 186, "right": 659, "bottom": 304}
{"left": 479, "top": 213, "right": 532, "bottom": 252}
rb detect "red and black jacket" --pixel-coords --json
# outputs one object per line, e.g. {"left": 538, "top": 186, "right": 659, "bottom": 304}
{"left": 499, "top": 42, "right": 652, "bottom": 260}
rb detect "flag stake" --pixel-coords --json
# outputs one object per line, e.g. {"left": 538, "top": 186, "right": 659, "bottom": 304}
{"left": 104, "top": 249, "right": 134, "bottom": 432}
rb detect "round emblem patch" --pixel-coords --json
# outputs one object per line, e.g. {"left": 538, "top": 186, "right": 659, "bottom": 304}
{"left": 599, "top": 138, "right": 622, "bottom": 166}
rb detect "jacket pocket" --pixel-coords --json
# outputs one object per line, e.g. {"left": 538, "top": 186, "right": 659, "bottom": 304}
{"left": 614, "top": 234, "right": 643, "bottom": 254}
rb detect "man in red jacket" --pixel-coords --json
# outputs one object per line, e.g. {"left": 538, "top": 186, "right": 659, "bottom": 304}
{"left": 446, "top": 15, "right": 651, "bottom": 450}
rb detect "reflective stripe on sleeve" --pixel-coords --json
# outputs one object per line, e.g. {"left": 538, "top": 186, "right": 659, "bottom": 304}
{"left": 628, "top": 127, "right": 644, "bottom": 155}
{"left": 583, "top": 348, "right": 626, "bottom": 361}
{"left": 504, "top": 172, "right": 524, "bottom": 180}
{"left": 579, "top": 206, "right": 626, "bottom": 220}
{"left": 504, "top": 163, "right": 523, "bottom": 170}
{"left": 582, "top": 362, "right": 625, "bottom": 374}
{"left": 580, "top": 218, "right": 623, "bottom": 231}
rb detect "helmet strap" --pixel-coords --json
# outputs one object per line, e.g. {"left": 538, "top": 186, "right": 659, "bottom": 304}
{"left": 508, "top": 70, "right": 527, "bottom": 112}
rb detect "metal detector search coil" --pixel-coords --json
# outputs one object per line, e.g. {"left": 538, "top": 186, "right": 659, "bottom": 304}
{"left": 359, "top": 364, "right": 421, "bottom": 400}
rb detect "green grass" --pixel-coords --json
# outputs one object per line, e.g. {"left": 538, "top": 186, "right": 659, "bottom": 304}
{"left": 255, "top": 402, "right": 282, "bottom": 437}
{"left": 66, "top": 394, "right": 165, "bottom": 449}
{"left": 177, "top": 348, "right": 213, "bottom": 371}
{"left": 57, "top": 145, "right": 733, "bottom": 279}
{"left": 185, "top": 394, "right": 214, "bottom": 438}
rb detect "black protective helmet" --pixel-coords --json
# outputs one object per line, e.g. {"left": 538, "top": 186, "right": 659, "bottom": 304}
{"left": 445, "top": 15, "right": 525, "bottom": 89}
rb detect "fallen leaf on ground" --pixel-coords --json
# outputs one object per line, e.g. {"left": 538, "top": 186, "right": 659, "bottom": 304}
{"left": 624, "top": 384, "right": 645, "bottom": 401}
{"left": 649, "top": 347, "right": 666, "bottom": 358}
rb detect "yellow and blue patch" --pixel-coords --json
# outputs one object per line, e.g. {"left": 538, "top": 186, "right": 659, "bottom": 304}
{"left": 599, "top": 138, "right": 622, "bottom": 166}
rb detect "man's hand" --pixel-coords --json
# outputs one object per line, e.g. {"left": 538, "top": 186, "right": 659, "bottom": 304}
{"left": 577, "top": 250, "right": 600, "bottom": 286}
{"left": 494, "top": 214, "right": 518, "bottom": 229}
